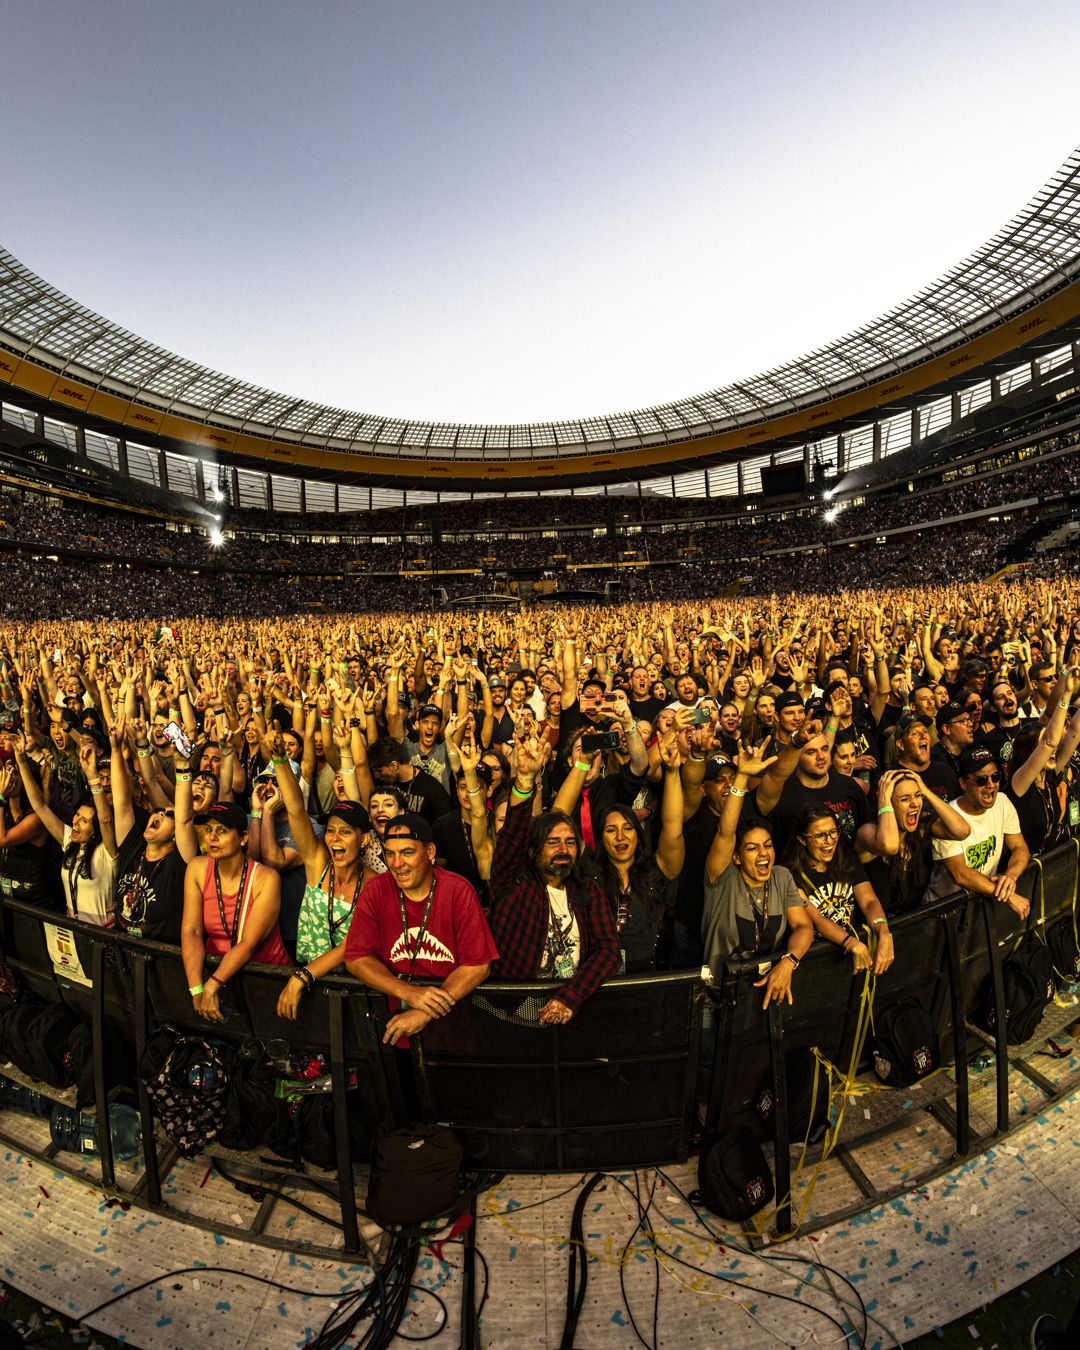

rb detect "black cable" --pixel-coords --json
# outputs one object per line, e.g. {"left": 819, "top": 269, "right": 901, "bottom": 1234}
{"left": 653, "top": 1167, "right": 868, "bottom": 1348}
{"left": 559, "top": 1172, "right": 607, "bottom": 1350}
{"left": 601, "top": 1171, "right": 854, "bottom": 1345}
{"left": 210, "top": 1159, "right": 344, "bottom": 1231}
{"left": 615, "top": 1169, "right": 659, "bottom": 1350}
{"left": 393, "top": 1286, "right": 451, "bottom": 1342}
{"left": 487, "top": 1175, "right": 588, "bottom": 1215}
{"left": 77, "top": 1265, "right": 355, "bottom": 1323}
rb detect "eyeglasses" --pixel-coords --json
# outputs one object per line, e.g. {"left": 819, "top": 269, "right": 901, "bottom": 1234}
{"left": 806, "top": 829, "right": 839, "bottom": 843}
{"left": 1037, "top": 674, "right": 1058, "bottom": 682}
{"left": 972, "top": 772, "right": 1000, "bottom": 785}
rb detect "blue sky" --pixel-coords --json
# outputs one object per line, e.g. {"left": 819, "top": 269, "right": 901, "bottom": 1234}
{"left": 3, "top": 1, "right": 1079, "bottom": 422}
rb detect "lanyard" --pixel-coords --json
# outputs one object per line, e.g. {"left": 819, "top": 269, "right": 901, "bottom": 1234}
{"left": 396, "top": 874, "right": 437, "bottom": 979}
{"left": 326, "top": 861, "right": 364, "bottom": 947}
{"left": 214, "top": 857, "right": 250, "bottom": 948}
{"left": 742, "top": 875, "right": 771, "bottom": 954}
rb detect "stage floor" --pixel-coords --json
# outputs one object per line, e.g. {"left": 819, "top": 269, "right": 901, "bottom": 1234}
{"left": 1, "top": 1040, "right": 1079, "bottom": 1349}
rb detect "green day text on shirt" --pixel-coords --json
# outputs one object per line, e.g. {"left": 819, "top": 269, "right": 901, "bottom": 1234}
{"left": 964, "top": 834, "right": 998, "bottom": 872}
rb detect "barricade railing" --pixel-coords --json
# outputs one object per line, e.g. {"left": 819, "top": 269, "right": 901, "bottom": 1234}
{"left": 0, "top": 840, "right": 1076, "bottom": 1250}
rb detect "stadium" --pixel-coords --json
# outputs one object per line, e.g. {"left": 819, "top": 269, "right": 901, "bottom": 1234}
{"left": 3, "top": 11, "right": 1080, "bottom": 1350}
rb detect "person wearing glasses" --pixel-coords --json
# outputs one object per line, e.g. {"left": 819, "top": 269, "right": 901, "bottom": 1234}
{"left": 784, "top": 805, "right": 894, "bottom": 975}
{"left": 923, "top": 746, "right": 1031, "bottom": 916}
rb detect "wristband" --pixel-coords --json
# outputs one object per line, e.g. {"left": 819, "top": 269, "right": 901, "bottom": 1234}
{"left": 175, "top": 771, "right": 192, "bottom": 782}
{"left": 878, "top": 805, "right": 894, "bottom": 815}
{"left": 511, "top": 784, "right": 533, "bottom": 799}
{"left": 575, "top": 759, "right": 591, "bottom": 772}
{"left": 466, "top": 786, "right": 484, "bottom": 796}
{"left": 0, "top": 794, "right": 6, "bottom": 804}
{"left": 271, "top": 755, "right": 287, "bottom": 765}
{"left": 349, "top": 717, "right": 361, "bottom": 728}
{"left": 250, "top": 810, "right": 262, "bottom": 820}
{"left": 728, "top": 786, "right": 746, "bottom": 797}
{"left": 189, "top": 984, "right": 204, "bottom": 997}
{"left": 137, "top": 747, "right": 153, "bottom": 759}
{"left": 205, "top": 973, "right": 226, "bottom": 990}
{"left": 1059, "top": 699, "right": 1071, "bottom": 711}
{"left": 871, "top": 917, "right": 889, "bottom": 927}
{"left": 688, "top": 751, "right": 706, "bottom": 762}
{"left": 90, "top": 786, "right": 105, "bottom": 796}
{"left": 841, "top": 934, "right": 853, "bottom": 951}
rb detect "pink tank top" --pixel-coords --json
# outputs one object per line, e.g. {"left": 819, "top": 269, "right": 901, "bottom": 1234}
{"left": 201, "top": 859, "right": 291, "bottom": 965}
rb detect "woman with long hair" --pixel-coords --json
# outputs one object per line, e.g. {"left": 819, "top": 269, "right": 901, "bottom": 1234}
{"left": 14, "top": 736, "right": 118, "bottom": 924}
{"left": 572, "top": 733, "right": 686, "bottom": 973}
{"left": 0, "top": 738, "right": 53, "bottom": 910}
{"left": 785, "top": 805, "right": 893, "bottom": 975}
{"left": 856, "top": 768, "right": 970, "bottom": 915}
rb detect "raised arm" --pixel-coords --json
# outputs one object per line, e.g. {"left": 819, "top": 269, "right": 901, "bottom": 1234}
{"left": 266, "top": 728, "right": 324, "bottom": 871}
{"left": 655, "top": 733, "right": 686, "bottom": 880}
{"left": 490, "top": 734, "right": 548, "bottom": 899}
{"left": 12, "top": 733, "right": 66, "bottom": 845}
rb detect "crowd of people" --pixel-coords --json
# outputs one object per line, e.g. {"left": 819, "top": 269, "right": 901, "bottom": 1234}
{"left": 2, "top": 577, "right": 1079, "bottom": 1047}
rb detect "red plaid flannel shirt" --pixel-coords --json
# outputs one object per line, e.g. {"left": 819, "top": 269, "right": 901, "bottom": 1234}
{"left": 488, "top": 789, "right": 621, "bottom": 1013}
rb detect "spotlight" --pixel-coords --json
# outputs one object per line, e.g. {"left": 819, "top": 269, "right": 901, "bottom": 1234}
{"left": 209, "top": 528, "right": 225, "bottom": 547}
{"left": 823, "top": 507, "right": 840, "bottom": 524}
{"left": 211, "top": 486, "right": 224, "bottom": 503}
{"left": 823, "top": 486, "right": 836, "bottom": 500}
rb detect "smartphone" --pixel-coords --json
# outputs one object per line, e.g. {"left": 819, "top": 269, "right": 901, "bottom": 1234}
{"left": 686, "top": 705, "right": 713, "bottom": 726}
{"left": 163, "top": 719, "right": 194, "bottom": 760}
{"left": 581, "top": 731, "right": 621, "bottom": 754}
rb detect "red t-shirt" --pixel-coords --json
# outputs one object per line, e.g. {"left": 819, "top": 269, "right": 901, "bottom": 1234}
{"left": 344, "top": 866, "right": 499, "bottom": 980}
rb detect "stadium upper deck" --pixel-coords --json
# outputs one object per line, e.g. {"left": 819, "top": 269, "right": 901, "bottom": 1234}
{"left": 1, "top": 146, "right": 1080, "bottom": 497}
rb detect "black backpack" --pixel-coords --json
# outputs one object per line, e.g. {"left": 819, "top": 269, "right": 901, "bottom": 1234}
{"left": 980, "top": 939, "right": 1054, "bottom": 1046}
{"left": 872, "top": 998, "right": 940, "bottom": 1087}
{"left": 293, "top": 1095, "right": 373, "bottom": 1172}
{"left": 217, "top": 1058, "right": 292, "bottom": 1154}
{"left": 366, "top": 1124, "right": 463, "bottom": 1227}
{"left": 1045, "top": 920, "right": 1080, "bottom": 990}
{"left": 753, "top": 1046, "right": 829, "bottom": 1145}
{"left": 0, "top": 996, "right": 81, "bottom": 1089}
{"left": 697, "top": 1126, "right": 774, "bottom": 1222}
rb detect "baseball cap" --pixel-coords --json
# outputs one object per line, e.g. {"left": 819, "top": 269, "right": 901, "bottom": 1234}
{"left": 197, "top": 801, "right": 249, "bottom": 833}
{"left": 936, "top": 702, "right": 970, "bottom": 732}
{"left": 959, "top": 745, "right": 1000, "bottom": 778}
{"left": 384, "top": 813, "right": 435, "bottom": 846}
{"left": 774, "top": 691, "right": 805, "bottom": 713}
{"left": 326, "top": 800, "right": 370, "bottom": 831}
{"left": 896, "top": 711, "right": 931, "bottom": 736}
{"left": 417, "top": 703, "right": 443, "bottom": 721}
{"left": 488, "top": 676, "right": 507, "bottom": 689}
{"left": 703, "top": 754, "right": 737, "bottom": 782}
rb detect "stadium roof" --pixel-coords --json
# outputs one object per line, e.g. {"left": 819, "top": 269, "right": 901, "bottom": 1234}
{"left": 2, "top": 144, "right": 1080, "bottom": 485}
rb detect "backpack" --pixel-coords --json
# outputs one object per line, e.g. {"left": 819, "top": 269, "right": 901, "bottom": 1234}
{"left": 697, "top": 1126, "right": 774, "bottom": 1222}
{"left": 980, "top": 939, "right": 1054, "bottom": 1046}
{"left": 872, "top": 998, "right": 940, "bottom": 1087}
{"left": 1045, "top": 919, "right": 1080, "bottom": 990}
{"left": 217, "top": 1058, "right": 291, "bottom": 1154}
{"left": 139, "top": 1029, "right": 230, "bottom": 1158}
{"left": 753, "top": 1046, "right": 829, "bottom": 1146}
{"left": 294, "top": 1095, "right": 373, "bottom": 1172}
{"left": 0, "top": 996, "right": 81, "bottom": 1089}
{"left": 366, "top": 1125, "right": 463, "bottom": 1227}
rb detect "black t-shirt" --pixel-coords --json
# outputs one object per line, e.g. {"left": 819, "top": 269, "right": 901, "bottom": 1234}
{"left": 432, "top": 809, "right": 482, "bottom": 891}
{"left": 761, "top": 771, "right": 871, "bottom": 855}
{"left": 400, "top": 772, "right": 454, "bottom": 826}
{"left": 113, "top": 827, "right": 186, "bottom": 943}
{"left": 917, "top": 754, "right": 960, "bottom": 806}
{"left": 673, "top": 801, "right": 720, "bottom": 938}
{"left": 1006, "top": 775, "right": 1067, "bottom": 856}
{"left": 795, "top": 858, "right": 870, "bottom": 931}
{"left": 590, "top": 856, "right": 676, "bottom": 975}
{"left": 628, "top": 695, "right": 665, "bottom": 726}
{"left": 978, "top": 718, "right": 1036, "bottom": 771}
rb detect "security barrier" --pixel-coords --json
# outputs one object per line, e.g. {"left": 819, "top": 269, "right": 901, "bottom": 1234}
{"left": 0, "top": 840, "right": 1077, "bottom": 1252}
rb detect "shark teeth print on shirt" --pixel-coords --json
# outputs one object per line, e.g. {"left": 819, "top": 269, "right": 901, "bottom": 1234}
{"left": 389, "top": 927, "right": 455, "bottom": 966}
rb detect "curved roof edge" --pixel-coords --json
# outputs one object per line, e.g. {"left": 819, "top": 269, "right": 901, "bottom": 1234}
{"left": 1, "top": 145, "right": 1079, "bottom": 474}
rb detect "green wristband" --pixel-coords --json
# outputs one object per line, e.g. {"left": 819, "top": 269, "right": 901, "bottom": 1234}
{"left": 878, "top": 805, "right": 894, "bottom": 815}
{"left": 188, "top": 984, "right": 204, "bottom": 997}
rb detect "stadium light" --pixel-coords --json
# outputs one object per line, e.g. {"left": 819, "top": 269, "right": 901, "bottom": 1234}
{"left": 823, "top": 506, "right": 841, "bottom": 524}
{"left": 210, "top": 486, "right": 224, "bottom": 503}
{"left": 823, "top": 486, "right": 836, "bottom": 500}
{"left": 209, "top": 528, "right": 225, "bottom": 547}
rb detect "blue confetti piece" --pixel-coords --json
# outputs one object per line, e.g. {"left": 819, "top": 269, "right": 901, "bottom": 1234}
{"left": 156, "top": 1318, "right": 171, "bottom": 1328}
{"left": 611, "top": 1310, "right": 627, "bottom": 1325}
{"left": 886, "top": 1249, "right": 899, "bottom": 1268}
{"left": 213, "top": 1234, "right": 225, "bottom": 1245}
{"left": 216, "top": 1301, "right": 231, "bottom": 1311}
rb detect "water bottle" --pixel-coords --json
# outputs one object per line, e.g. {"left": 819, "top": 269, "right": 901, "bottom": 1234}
{"left": 0, "top": 1075, "right": 54, "bottom": 1119}
{"left": 49, "top": 1103, "right": 142, "bottom": 1161}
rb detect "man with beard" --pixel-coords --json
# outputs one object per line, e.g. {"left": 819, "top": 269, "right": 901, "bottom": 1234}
{"left": 979, "top": 678, "right": 1032, "bottom": 768}
{"left": 930, "top": 702, "right": 974, "bottom": 787}
{"left": 488, "top": 735, "right": 620, "bottom": 1024}
{"left": 755, "top": 725, "right": 871, "bottom": 855}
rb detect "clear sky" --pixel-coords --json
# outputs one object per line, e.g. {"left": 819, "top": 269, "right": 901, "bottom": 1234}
{"left": 2, "top": 1, "right": 1078, "bottom": 424}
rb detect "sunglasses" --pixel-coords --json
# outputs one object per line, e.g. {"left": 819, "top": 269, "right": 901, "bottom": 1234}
{"left": 972, "top": 772, "right": 1000, "bottom": 785}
